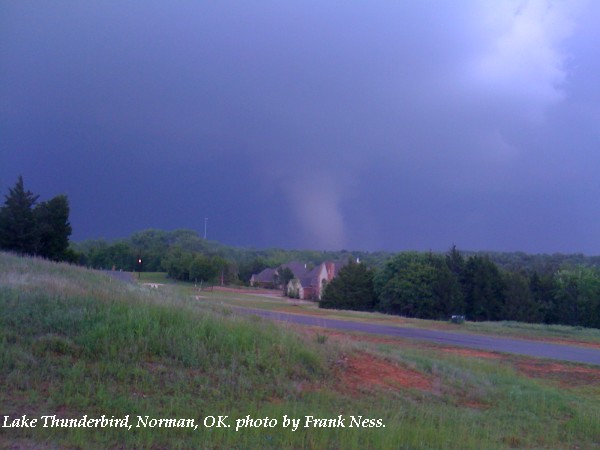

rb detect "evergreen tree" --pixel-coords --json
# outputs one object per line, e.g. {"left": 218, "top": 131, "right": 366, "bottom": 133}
{"left": 0, "top": 177, "right": 72, "bottom": 260}
{"left": 445, "top": 244, "right": 465, "bottom": 278}
{"left": 0, "top": 176, "right": 39, "bottom": 254}
{"left": 33, "top": 195, "right": 72, "bottom": 260}
{"left": 462, "top": 256, "right": 506, "bottom": 321}
{"left": 530, "top": 271, "right": 556, "bottom": 323}
{"left": 502, "top": 271, "right": 539, "bottom": 322}
{"left": 320, "top": 260, "right": 376, "bottom": 311}
{"left": 431, "top": 254, "right": 465, "bottom": 317}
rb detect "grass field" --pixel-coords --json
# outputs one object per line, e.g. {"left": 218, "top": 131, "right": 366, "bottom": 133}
{"left": 1, "top": 255, "right": 599, "bottom": 449}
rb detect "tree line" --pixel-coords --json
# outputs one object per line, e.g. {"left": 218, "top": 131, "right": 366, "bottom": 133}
{"left": 321, "top": 247, "right": 600, "bottom": 328}
{"left": 3, "top": 177, "right": 595, "bottom": 328}
{"left": 72, "top": 228, "right": 388, "bottom": 285}
{"left": 0, "top": 176, "right": 73, "bottom": 261}
{"left": 73, "top": 229, "right": 265, "bottom": 284}
{"left": 72, "top": 228, "right": 600, "bottom": 328}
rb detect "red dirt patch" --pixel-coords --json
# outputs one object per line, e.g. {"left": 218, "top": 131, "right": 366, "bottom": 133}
{"left": 299, "top": 326, "right": 599, "bottom": 389}
{"left": 339, "top": 353, "right": 433, "bottom": 393}
{"left": 517, "top": 360, "right": 600, "bottom": 386}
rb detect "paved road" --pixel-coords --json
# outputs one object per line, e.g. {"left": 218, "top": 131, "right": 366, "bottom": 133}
{"left": 101, "top": 270, "right": 134, "bottom": 283}
{"left": 234, "top": 307, "right": 600, "bottom": 366}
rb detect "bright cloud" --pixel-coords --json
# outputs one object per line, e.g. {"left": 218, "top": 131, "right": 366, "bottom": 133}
{"left": 468, "top": 0, "right": 581, "bottom": 118}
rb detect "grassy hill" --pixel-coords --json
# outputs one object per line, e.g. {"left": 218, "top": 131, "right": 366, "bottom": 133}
{"left": 1, "top": 252, "right": 599, "bottom": 449}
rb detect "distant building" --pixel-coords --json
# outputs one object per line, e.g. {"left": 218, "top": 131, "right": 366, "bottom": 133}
{"left": 249, "top": 268, "right": 277, "bottom": 288}
{"left": 250, "top": 260, "right": 347, "bottom": 300}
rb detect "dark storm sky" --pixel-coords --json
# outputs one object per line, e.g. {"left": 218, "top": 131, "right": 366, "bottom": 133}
{"left": 2, "top": 1, "right": 600, "bottom": 253}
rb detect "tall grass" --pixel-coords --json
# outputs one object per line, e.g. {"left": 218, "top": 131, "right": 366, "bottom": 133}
{"left": 0, "top": 253, "right": 334, "bottom": 447}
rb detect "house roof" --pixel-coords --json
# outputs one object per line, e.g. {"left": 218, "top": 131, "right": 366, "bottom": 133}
{"left": 257, "top": 260, "right": 350, "bottom": 288}
{"left": 280, "top": 261, "right": 310, "bottom": 279}
{"left": 251, "top": 267, "right": 276, "bottom": 283}
{"left": 297, "top": 266, "right": 316, "bottom": 288}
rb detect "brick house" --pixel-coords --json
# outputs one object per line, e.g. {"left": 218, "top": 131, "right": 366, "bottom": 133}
{"left": 251, "top": 260, "right": 347, "bottom": 300}
{"left": 287, "top": 261, "right": 345, "bottom": 301}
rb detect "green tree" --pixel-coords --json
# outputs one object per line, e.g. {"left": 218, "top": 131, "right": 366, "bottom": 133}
{"left": 83, "top": 240, "right": 111, "bottom": 269}
{"left": 210, "top": 255, "right": 229, "bottom": 285}
{"left": 432, "top": 253, "right": 465, "bottom": 317}
{"left": 445, "top": 244, "right": 465, "bottom": 279}
{"left": 530, "top": 271, "right": 556, "bottom": 323}
{"left": 462, "top": 256, "right": 506, "bottom": 321}
{"left": 374, "top": 252, "right": 424, "bottom": 298}
{"left": 0, "top": 176, "right": 39, "bottom": 254}
{"left": 238, "top": 258, "right": 269, "bottom": 284}
{"left": 378, "top": 260, "right": 437, "bottom": 318}
{"left": 169, "top": 229, "right": 206, "bottom": 252}
{"left": 129, "top": 229, "right": 169, "bottom": 271}
{"left": 108, "top": 242, "right": 136, "bottom": 271}
{"left": 33, "top": 195, "right": 72, "bottom": 260}
{"left": 221, "top": 259, "right": 240, "bottom": 285}
{"left": 189, "top": 254, "right": 215, "bottom": 283}
{"left": 374, "top": 252, "right": 464, "bottom": 319}
{"left": 320, "top": 260, "right": 376, "bottom": 311}
{"left": 577, "top": 267, "right": 600, "bottom": 328}
{"left": 0, "top": 176, "right": 72, "bottom": 261}
{"left": 276, "top": 267, "right": 295, "bottom": 290}
{"left": 162, "top": 247, "right": 194, "bottom": 280}
{"left": 552, "top": 267, "right": 600, "bottom": 327}
{"left": 502, "top": 271, "right": 539, "bottom": 322}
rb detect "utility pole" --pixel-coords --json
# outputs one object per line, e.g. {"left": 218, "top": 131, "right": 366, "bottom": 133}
{"left": 204, "top": 217, "right": 208, "bottom": 240}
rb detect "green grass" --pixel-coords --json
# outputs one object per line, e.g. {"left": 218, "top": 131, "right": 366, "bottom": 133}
{"left": 1, "top": 254, "right": 599, "bottom": 449}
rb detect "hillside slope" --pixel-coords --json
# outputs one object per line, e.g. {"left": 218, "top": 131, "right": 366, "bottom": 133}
{"left": 0, "top": 253, "right": 338, "bottom": 448}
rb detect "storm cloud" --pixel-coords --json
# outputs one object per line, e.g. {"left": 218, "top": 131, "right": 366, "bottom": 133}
{"left": 2, "top": 1, "right": 600, "bottom": 253}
